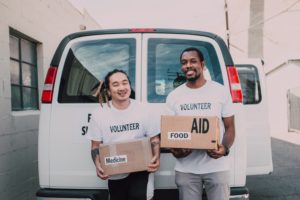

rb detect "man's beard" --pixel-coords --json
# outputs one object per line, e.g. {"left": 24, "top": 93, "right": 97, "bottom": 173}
{"left": 186, "top": 73, "right": 201, "bottom": 82}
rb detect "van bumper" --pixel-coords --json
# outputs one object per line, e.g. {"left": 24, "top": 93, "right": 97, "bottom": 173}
{"left": 36, "top": 188, "right": 108, "bottom": 200}
{"left": 154, "top": 187, "right": 249, "bottom": 200}
{"left": 36, "top": 187, "right": 249, "bottom": 200}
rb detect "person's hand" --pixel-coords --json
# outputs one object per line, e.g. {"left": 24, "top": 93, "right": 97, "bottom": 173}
{"left": 169, "top": 148, "right": 192, "bottom": 158}
{"left": 95, "top": 160, "right": 109, "bottom": 180}
{"left": 148, "top": 155, "right": 160, "bottom": 172}
{"left": 207, "top": 144, "right": 226, "bottom": 159}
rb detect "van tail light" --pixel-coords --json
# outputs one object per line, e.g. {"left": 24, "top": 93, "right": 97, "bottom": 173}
{"left": 42, "top": 66, "right": 58, "bottom": 103}
{"left": 226, "top": 66, "right": 243, "bottom": 103}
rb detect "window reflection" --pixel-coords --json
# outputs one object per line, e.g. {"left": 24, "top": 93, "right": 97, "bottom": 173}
{"left": 58, "top": 39, "right": 136, "bottom": 103}
{"left": 147, "top": 39, "right": 223, "bottom": 103}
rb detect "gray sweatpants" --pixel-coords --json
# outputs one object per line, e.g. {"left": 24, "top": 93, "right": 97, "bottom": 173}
{"left": 175, "top": 171, "right": 230, "bottom": 200}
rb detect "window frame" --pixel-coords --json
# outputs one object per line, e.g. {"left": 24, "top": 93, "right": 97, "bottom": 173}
{"left": 57, "top": 38, "right": 137, "bottom": 103}
{"left": 236, "top": 64, "right": 262, "bottom": 105}
{"left": 9, "top": 28, "right": 39, "bottom": 111}
{"left": 287, "top": 87, "right": 300, "bottom": 132}
{"left": 146, "top": 38, "right": 223, "bottom": 103}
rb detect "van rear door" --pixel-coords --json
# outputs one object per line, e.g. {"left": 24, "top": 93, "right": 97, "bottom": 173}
{"left": 236, "top": 59, "right": 273, "bottom": 175}
{"left": 47, "top": 33, "right": 142, "bottom": 188}
{"left": 140, "top": 33, "right": 247, "bottom": 188}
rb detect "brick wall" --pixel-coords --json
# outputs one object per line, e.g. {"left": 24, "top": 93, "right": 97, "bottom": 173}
{"left": 0, "top": 0, "right": 100, "bottom": 199}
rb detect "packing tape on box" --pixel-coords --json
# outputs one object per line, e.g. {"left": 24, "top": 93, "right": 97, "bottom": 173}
{"left": 108, "top": 144, "right": 119, "bottom": 169}
{"left": 108, "top": 144, "right": 117, "bottom": 157}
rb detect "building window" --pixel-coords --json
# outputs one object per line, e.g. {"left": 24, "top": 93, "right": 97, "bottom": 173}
{"left": 9, "top": 31, "right": 38, "bottom": 111}
{"left": 288, "top": 87, "right": 300, "bottom": 132}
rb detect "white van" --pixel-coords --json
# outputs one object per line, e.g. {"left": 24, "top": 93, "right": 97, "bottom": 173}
{"left": 36, "top": 28, "right": 273, "bottom": 199}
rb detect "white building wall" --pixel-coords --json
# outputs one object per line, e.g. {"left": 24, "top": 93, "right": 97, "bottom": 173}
{"left": 228, "top": 0, "right": 300, "bottom": 143}
{"left": 227, "top": 0, "right": 250, "bottom": 60}
{"left": 264, "top": 0, "right": 300, "bottom": 68}
{"left": 266, "top": 61, "right": 300, "bottom": 144}
{"left": 262, "top": 1, "right": 300, "bottom": 144}
{"left": 228, "top": 0, "right": 300, "bottom": 68}
{"left": 0, "top": 0, "right": 100, "bottom": 199}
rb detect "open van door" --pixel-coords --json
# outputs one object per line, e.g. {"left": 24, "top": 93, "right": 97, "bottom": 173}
{"left": 235, "top": 59, "right": 273, "bottom": 175}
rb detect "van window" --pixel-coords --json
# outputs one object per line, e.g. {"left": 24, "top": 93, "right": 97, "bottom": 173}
{"left": 147, "top": 38, "right": 223, "bottom": 103}
{"left": 236, "top": 64, "right": 262, "bottom": 104}
{"left": 58, "top": 39, "right": 136, "bottom": 103}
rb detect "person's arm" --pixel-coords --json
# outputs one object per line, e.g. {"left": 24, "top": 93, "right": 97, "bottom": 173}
{"left": 91, "top": 140, "right": 109, "bottom": 180}
{"left": 148, "top": 135, "right": 161, "bottom": 172}
{"left": 207, "top": 115, "right": 235, "bottom": 159}
{"left": 221, "top": 115, "right": 235, "bottom": 149}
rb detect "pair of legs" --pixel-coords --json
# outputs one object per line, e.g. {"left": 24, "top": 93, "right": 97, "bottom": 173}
{"left": 108, "top": 171, "right": 154, "bottom": 200}
{"left": 175, "top": 171, "right": 230, "bottom": 200}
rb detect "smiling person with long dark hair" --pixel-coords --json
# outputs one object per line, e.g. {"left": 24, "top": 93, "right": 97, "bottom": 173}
{"left": 86, "top": 69, "right": 160, "bottom": 200}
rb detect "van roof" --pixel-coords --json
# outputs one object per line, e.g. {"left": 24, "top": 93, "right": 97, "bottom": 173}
{"left": 51, "top": 28, "right": 234, "bottom": 66}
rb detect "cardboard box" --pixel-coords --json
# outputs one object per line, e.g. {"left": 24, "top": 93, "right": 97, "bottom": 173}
{"left": 160, "top": 115, "right": 220, "bottom": 150}
{"left": 99, "top": 138, "right": 152, "bottom": 176}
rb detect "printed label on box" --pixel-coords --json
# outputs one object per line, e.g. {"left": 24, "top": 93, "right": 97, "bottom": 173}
{"left": 104, "top": 155, "right": 128, "bottom": 165}
{"left": 168, "top": 132, "right": 191, "bottom": 140}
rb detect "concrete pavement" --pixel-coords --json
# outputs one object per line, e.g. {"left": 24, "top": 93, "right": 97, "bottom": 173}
{"left": 246, "top": 138, "right": 300, "bottom": 200}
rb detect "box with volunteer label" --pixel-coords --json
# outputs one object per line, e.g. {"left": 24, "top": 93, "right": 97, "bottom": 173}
{"left": 99, "top": 137, "right": 153, "bottom": 176}
{"left": 161, "top": 115, "right": 220, "bottom": 150}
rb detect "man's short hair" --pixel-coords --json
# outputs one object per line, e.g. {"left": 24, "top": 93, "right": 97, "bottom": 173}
{"left": 180, "top": 47, "right": 204, "bottom": 62}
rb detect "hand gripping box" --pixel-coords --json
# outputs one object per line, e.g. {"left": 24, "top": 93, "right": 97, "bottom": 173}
{"left": 161, "top": 116, "right": 220, "bottom": 150}
{"left": 99, "top": 137, "right": 152, "bottom": 176}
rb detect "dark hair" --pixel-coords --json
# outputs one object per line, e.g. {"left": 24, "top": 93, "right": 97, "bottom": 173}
{"left": 180, "top": 47, "right": 204, "bottom": 62}
{"left": 93, "top": 69, "right": 133, "bottom": 107}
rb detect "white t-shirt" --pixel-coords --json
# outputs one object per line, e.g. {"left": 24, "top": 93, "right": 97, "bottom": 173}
{"left": 166, "top": 80, "right": 234, "bottom": 174}
{"left": 86, "top": 99, "right": 160, "bottom": 179}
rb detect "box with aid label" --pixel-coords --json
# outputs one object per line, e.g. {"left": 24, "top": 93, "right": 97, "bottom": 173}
{"left": 99, "top": 137, "right": 152, "bottom": 176}
{"left": 160, "top": 116, "right": 220, "bottom": 150}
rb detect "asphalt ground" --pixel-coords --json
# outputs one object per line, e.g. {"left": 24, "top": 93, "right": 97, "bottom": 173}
{"left": 246, "top": 138, "right": 300, "bottom": 200}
